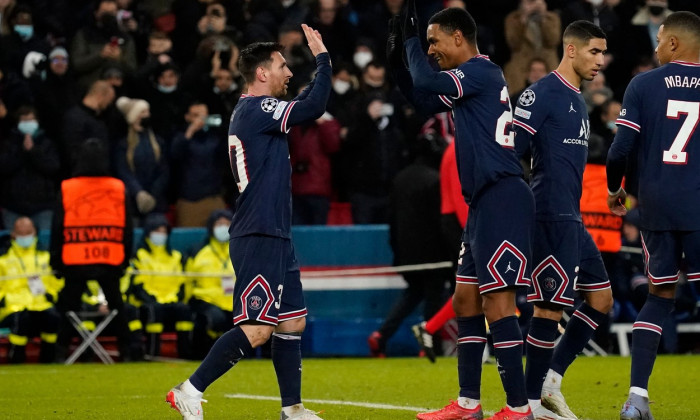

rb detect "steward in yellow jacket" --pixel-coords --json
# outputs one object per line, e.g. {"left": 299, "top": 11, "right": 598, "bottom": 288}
{"left": 130, "top": 214, "right": 192, "bottom": 358}
{"left": 0, "top": 217, "right": 62, "bottom": 363}
{"left": 187, "top": 209, "right": 235, "bottom": 358}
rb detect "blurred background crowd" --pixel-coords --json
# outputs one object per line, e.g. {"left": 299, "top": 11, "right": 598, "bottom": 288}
{"left": 1, "top": 0, "right": 700, "bottom": 362}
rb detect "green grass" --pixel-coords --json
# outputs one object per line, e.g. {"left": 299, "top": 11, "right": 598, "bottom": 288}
{"left": 1, "top": 355, "right": 699, "bottom": 419}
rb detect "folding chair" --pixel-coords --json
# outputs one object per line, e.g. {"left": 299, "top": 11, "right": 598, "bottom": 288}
{"left": 64, "top": 309, "right": 119, "bottom": 365}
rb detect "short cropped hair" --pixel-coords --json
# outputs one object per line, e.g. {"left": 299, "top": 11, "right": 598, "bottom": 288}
{"left": 663, "top": 11, "right": 700, "bottom": 44}
{"left": 238, "top": 42, "right": 285, "bottom": 84}
{"left": 563, "top": 20, "right": 607, "bottom": 46}
{"left": 428, "top": 7, "right": 478, "bottom": 45}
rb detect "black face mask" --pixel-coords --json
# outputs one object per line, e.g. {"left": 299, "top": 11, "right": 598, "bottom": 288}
{"left": 649, "top": 5, "right": 665, "bottom": 16}
{"left": 99, "top": 13, "right": 119, "bottom": 35}
{"left": 140, "top": 117, "right": 151, "bottom": 128}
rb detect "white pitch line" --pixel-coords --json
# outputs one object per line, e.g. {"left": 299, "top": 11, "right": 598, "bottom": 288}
{"left": 224, "top": 393, "right": 428, "bottom": 412}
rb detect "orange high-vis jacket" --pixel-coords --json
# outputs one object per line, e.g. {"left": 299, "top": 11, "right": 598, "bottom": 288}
{"left": 580, "top": 164, "right": 622, "bottom": 253}
{"left": 60, "top": 177, "right": 127, "bottom": 266}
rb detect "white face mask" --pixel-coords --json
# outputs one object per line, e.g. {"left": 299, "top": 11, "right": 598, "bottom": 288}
{"left": 353, "top": 51, "right": 373, "bottom": 70}
{"left": 333, "top": 79, "right": 351, "bottom": 95}
{"left": 149, "top": 232, "right": 168, "bottom": 246}
{"left": 15, "top": 235, "right": 36, "bottom": 249}
{"left": 213, "top": 225, "right": 230, "bottom": 242}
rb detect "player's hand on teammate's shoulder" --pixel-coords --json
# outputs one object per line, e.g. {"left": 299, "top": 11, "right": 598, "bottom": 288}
{"left": 607, "top": 188, "right": 628, "bottom": 216}
{"left": 301, "top": 24, "right": 327, "bottom": 57}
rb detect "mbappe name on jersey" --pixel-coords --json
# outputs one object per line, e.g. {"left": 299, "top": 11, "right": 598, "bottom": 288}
{"left": 664, "top": 75, "right": 700, "bottom": 89}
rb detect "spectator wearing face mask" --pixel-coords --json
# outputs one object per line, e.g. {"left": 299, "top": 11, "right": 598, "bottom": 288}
{"left": 203, "top": 68, "right": 242, "bottom": 121}
{"left": 624, "top": 0, "right": 674, "bottom": 67}
{"left": 0, "top": 105, "right": 60, "bottom": 231}
{"left": 0, "top": 4, "right": 50, "bottom": 77}
{"left": 0, "top": 217, "right": 63, "bottom": 363}
{"left": 129, "top": 213, "right": 192, "bottom": 358}
{"left": 114, "top": 97, "right": 169, "bottom": 225}
{"left": 134, "top": 31, "right": 174, "bottom": 84}
{"left": 186, "top": 209, "right": 235, "bottom": 358}
{"left": 70, "top": 0, "right": 137, "bottom": 89}
{"left": 144, "top": 62, "right": 188, "bottom": 143}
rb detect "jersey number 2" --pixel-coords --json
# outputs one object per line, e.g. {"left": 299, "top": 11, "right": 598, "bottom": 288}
{"left": 496, "top": 86, "right": 515, "bottom": 148}
{"left": 663, "top": 100, "right": 699, "bottom": 164}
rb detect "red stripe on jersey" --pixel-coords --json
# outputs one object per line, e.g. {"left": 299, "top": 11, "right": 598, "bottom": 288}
{"left": 671, "top": 60, "right": 700, "bottom": 67}
{"left": 514, "top": 119, "right": 536, "bottom": 134}
{"left": 443, "top": 71, "right": 463, "bottom": 98}
{"left": 616, "top": 119, "right": 641, "bottom": 132}
{"left": 439, "top": 95, "right": 453, "bottom": 108}
{"left": 553, "top": 71, "right": 581, "bottom": 93}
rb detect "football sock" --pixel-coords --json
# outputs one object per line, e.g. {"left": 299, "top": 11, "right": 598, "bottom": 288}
{"left": 490, "top": 315, "right": 527, "bottom": 408}
{"left": 426, "top": 298, "right": 456, "bottom": 334}
{"left": 273, "top": 332, "right": 303, "bottom": 407}
{"left": 525, "top": 317, "right": 558, "bottom": 399}
{"left": 457, "top": 315, "right": 487, "bottom": 400}
{"left": 457, "top": 396, "right": 480, "bottom": 410}
{"left": 189, "top": 326, "right": 253, "bottom": 392}
{"left": 630, "top": 294, "right": 674, "bottom": 390}
{"left": 550, "top": 303, "right": 608, "bottom": 376}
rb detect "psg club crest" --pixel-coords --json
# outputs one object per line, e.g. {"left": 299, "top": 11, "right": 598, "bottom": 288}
{"left": 543, "top": 277, "right": 557, "bottom": 292}
{"left": 249, "top": 295, "right": 263, "bottom": 310}
{"left": 261, "top": 98, "right": 278, "bottom": 112}
{"left": 518, "top": 89, "right": 536, "bottom": 107}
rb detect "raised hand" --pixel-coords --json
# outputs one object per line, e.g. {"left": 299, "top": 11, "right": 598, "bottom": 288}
{"left": 402, "top": 0, "right": 419, "bottom": 40}
{"left": 301, "top": 24, "right": 327, "bottom": 57}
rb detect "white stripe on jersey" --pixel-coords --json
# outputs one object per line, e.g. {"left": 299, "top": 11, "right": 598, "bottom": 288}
{"left": 281, "top": 101, "right": 297, "bottom": 133}
{"left": 228, "top": 134, "right": 249, "bottom": 192}
{"left": 442, "top": 70, "right": 463, "bottom": 98}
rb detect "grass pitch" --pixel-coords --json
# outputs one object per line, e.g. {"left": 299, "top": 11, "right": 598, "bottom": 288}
{"left": 1, "top": 355, "right": 699, "bottom": 419}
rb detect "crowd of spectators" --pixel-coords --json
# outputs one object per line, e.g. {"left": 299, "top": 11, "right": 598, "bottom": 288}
{"left": 2, "top": 0, "right": 700, "bottom": 360}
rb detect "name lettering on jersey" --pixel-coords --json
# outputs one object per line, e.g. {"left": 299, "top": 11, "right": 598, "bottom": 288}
{"left": 619, "top": 109, "right": 627, "bottom": 116}
{"left": 452, "top": 69, "right": 465, "bottom": 79}
{"left": 261, "top": 97, "right": 278, "bottom": 113}
{"left": 272, "top": 100, "right": 289, "bottom": 120}
{"left": 514, "top": 107, "right": 531, "bottom": 119}
{"left": 664, "top": 75, "right": 700, "bottom": 89}
{"left": 518, "top": 89, "right": 536, "bottom": 107}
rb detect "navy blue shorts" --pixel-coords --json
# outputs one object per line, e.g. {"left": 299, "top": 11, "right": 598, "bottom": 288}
{"left": 456, "top": 176, "right": 535, "bottom": 294}
{"left": 230, "top": 235, "right": 307, "bottom": 326}
{"left": 527, "top": 221, "right": 610, "bottom": 307}
{"left": 641, "top": 230, "right": 700, "bottom": 285}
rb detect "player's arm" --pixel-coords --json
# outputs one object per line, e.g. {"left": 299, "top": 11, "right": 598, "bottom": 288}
{"left": 279, "top": 24, "right": 332, "bottom": 131}
{"left": 405, "top": 37, "right": 462, "bottom": 98}
{"left": 511, "top": 88, "right": 546, "bottom": 159}
{"left": 512, "top": 125, "right": 533, "bottom": 159}
{"left": 606, "top": 82, "right": 641, "bottom": 215}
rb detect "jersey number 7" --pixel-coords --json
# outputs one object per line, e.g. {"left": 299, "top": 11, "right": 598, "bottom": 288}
{"left": 663, "top": 99, "right": 699, "bottom": 165}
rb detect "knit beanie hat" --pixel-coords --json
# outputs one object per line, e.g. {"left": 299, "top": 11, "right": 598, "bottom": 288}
{"left": 116, "top": 96, "right": 149, "bottom": 124}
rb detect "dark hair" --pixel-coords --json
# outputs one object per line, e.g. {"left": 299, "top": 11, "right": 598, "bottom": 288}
{"left": 15, "top": 105, "right": 36, "bottom": 119}
{"left": 563, "top": 20, "right": 607, "bottom": 45}
{"left": 428, "top": 7, "right": 477, "bottom": 45}
{"left": 73, "top": 138, "right": 110, "bottom": 176}
{"left": 663, "top": 11, "right": 700, "bottom": 41}
{"left": 238, "top": 42, "right": 284, "bottom": 84}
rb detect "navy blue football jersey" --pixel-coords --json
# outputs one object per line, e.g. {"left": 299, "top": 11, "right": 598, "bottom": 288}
{"left": 607, "top": 61, "right": 700, "bottom": 230}
{"left": 227, "top": 53, "right": 331, "bottom": 238}
{"left": 513, "top": 71, "right": 590, "bottom": 222}
{"left": 404, "top": 38, "right": 523, "bottom": 204}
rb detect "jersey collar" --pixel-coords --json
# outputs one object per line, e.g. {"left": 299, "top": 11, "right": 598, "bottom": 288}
{"left": 473, "top": 54, "right": 490, "bottom": 61}
{"left": 670, "top": 60, "right": 700, "bottom": 67}
{"left": 552, "top": 70, "right": 581, "bottom": 94}
{"left": 240, "top": 93, "right": 255, "bottom": 98}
